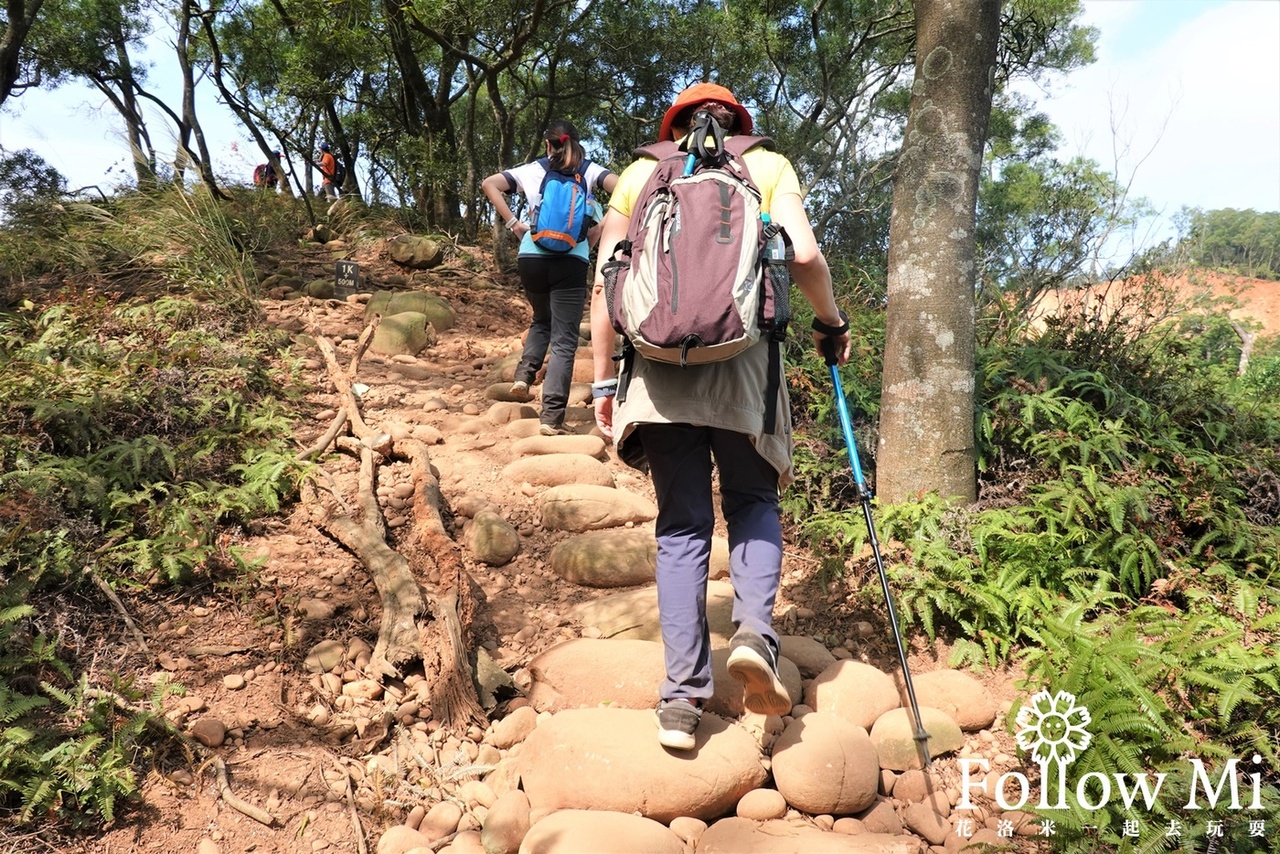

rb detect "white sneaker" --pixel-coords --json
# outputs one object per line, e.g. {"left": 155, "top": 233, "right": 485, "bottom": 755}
{"left": 510, "top": 381, "right": 532, "bottom": 402}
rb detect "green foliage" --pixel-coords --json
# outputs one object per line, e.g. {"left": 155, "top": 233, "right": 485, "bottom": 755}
{"left": 782, "top": 264, "right": 886, "bottom": 527}
{"left": 0, "top": 183, "right": 315, "bottom": 302}
{"left": 0, "top": 292, "right": 308, "bottom": 587}
{"left": 0, "top": 150, "right": 67, "bottom": 226}
{"left": 781, "top": 279, "right": 1280, "bottom": 848}
{"left": 791, "top": 270, "right": 1280, "bottom": 684}
{"left": 978, "top": 150, "right": 1138, "bottom": 310}
{"left": 1177, "top": 207, "right": 1280, "bottom": 280}
{"left": 0, "top": 572, "right": 156, "bottom": 828}
{"left": 0, "top": 285, "right": 308, "bottom": 830}
{"left": 1017, "top": 594, "right": 1279, "bottom": 851}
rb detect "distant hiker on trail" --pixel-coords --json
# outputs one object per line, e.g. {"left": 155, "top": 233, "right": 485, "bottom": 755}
{"left": 481, "top": 120, "right": 618, "bottom": 436}
{"left": 318, "top": 143, "right": 340, "bottom": 199}
{"left": 589, "top": 82, "right": 852, "bottom": 751}
{"left": 253, "top": 152, "right": 282, "bottom": 190}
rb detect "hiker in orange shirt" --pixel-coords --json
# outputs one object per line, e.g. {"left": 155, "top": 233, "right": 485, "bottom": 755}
{"left": 318, "top": 143, "right": 339, "bottom": 199}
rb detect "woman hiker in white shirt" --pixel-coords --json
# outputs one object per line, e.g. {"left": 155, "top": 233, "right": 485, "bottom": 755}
{"left": 482, "top": 120, "right": 619, "bottom": 435}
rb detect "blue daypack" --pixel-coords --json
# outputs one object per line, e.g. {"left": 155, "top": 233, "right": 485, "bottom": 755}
{"left": 531, "top": 158, "right": 592, "bottom": 252}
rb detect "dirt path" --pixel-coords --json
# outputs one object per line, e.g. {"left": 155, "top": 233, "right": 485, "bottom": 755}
{"left": 33, "top": 240, "right": 1023, "bottom": 854}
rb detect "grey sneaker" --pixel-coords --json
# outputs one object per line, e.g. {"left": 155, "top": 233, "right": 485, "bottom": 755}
{"left": 538, "top": 422, "right": 569, "bottom": 436}
{"left": 654, "top": 699, "right": 701, "bottom": 751}
{"left": 727, "top": 630, "right": 792, "bottom": 716}
{"left": 509, "top": 380, "right": 532, "bottom": 402}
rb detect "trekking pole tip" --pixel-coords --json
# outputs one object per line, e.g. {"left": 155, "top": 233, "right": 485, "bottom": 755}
{"left": 914, "top": 728, "right": 932, "bottom": 768}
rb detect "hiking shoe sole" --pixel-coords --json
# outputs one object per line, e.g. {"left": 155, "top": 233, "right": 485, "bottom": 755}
{"left": 727, "top": 645, "right": 792, "bottom": 717}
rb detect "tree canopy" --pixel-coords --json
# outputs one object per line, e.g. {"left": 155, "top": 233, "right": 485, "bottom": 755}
{"left": 7, "top": 0, "right": 1099, "bottom": 257}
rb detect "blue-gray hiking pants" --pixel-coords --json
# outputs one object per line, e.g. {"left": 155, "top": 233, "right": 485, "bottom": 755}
{"left": 634, "top": 423, "right": 783, "bottom": 703}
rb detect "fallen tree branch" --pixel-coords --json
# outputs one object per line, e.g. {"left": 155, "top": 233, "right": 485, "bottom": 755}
{"left": 85, "top": 566, "right": 150, "bottom": 656}
{"left": 315, "top": 322, "right": 378, "bottom": 438}
{"left": 299, "top": 408, "right": 349, "bottom": 461}
{"left": 343, "top": 767, "right": 370, "bottom": 854}
{"left": 301, "top": 319, "right": 486, "bottom": 728}
{"left": 302, "top": 448, "right": 428, "bottom": 677}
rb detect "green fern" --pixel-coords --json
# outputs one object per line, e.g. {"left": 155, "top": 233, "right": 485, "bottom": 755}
{"left": 1018, "top": 600, "right": 1280, "bottom": 850}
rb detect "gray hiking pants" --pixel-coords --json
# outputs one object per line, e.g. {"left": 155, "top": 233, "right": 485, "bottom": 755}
{"left": 635, "top": 424, "right": 783, "bottom": 704}
{"left": 515, "top": 255, "right": 588, "bottom": 429}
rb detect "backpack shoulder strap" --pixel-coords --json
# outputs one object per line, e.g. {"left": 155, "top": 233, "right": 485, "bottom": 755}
{"left": 723, "top": 135, "right": 774, "bottom": 157}
{"left": 634, "top": 141, "right": 682, "bottom": 162}
{"left": 635, "top": 136, "right": 773, "bottom": 169}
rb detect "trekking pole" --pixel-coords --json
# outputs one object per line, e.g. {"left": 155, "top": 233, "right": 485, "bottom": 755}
{"left": 820, "top": 336, "right": 931, "bottom": 767}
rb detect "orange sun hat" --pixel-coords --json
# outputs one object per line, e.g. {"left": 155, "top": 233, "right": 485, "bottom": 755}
{"left": 658, "top": 82, "right": 754, "bottom": 142}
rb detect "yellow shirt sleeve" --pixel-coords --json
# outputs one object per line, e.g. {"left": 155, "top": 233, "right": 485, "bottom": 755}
{"left": 609, "top": 159, "right": 658, "bottom": 218}
{"left": 608, "top": 142, "right": 802, "bottom": 220}
{"left": 742, "top": 148, "right": 802, "bottom": 217}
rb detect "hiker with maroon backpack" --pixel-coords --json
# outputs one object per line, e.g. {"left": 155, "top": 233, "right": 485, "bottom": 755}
{"left": 589, "top": 83, "right": 851, "bottom": 750}
{"left": 482, "top": 120, "right": 618, "bottom": 435}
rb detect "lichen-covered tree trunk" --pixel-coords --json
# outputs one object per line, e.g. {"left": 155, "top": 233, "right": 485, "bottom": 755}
{"left": 876, "top": 0, "right": 1000, "bottom": 505}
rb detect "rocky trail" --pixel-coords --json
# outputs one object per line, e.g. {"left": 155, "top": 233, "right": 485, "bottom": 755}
{"left": 60, "top": 234, "right": 1042, "bottom": 854}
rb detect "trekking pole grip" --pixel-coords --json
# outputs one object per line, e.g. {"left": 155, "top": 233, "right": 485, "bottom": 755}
{"left": 814, "top": 310, "right": 848, "bottom": 366}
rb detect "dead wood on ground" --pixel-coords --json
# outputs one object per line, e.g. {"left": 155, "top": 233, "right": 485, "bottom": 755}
{"left": 298, "top": 315, "right": 485, "bottom": 729}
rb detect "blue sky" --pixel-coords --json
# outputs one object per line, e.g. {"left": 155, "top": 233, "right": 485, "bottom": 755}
{"left": 1015, "top": 1, "right": 1280, "bottom": 222}
{"left": 1, "top": 0, "right": 1277, "bottom": 239}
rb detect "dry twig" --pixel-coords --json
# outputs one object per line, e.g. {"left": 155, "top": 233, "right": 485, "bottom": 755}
{"left": 83, "top": 688, "right": 276, "bottom": 826}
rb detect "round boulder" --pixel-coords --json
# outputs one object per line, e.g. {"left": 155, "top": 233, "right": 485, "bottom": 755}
{"left": 466, "top": 510, "right": 520, "bottom": 566}
{"left": 868, "top": 706, "right": 964, "bottom": 771}
{"left": 481, "top": 790, "right": 530, "bottom": 854}
{"left": 912, "top": 669, "right": 997, "bottom": 731}
{"left": 537, "top": 484, "right": 656, "bottom": 533}
{"left": 805, "top": 660, "right": 900, "bottom": 730}
{"left": 771, "top": 712, "right": 880, "bottom": 815}
{"left": 697, "top": 818, "right": 922, "bottom": 853}
{"left": 386, "top": 235, "right": 445, "bottom": 270}
{"left": 517, "top": 810, "right": 682, "bottom": 854}
{"left": 365, "top": 289, "right": 455, "bottom": 330}
{"left": 525, "top": 638, "right": 664, "bottom": 712}
{"left": 547, "top": 528, "right": 655, "bottom": 587}
{"left": 517, "top": 707, "right": 767, "bottom": 823}
{"left": 568, "top": 580, "right": 737, "bottom": 644}
{"left": 502, "top": 454, "right": 615, "bottom": 489}
{"left": 779, "top": 635, "right": 837, "bottom": 679}
{"left": 513, "top": 434, "right": 607, "bottom": 459}
{"left": 370, "top": 311, "right": 435, "bottom": 356}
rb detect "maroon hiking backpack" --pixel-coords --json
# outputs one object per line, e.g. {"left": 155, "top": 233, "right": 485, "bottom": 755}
{"left": 601, "top": 129, "right": 792, "bottom": 431}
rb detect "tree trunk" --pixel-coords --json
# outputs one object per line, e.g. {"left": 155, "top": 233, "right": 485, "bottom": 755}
{"left": 175, "top": 0, "right": 226, "bottom": 198}
{"left": 1231, "top": 320, "right": 1254, "bottom": 377}
{"left": 876, "top": 0, "right": 1000, "bottom": 505}
{"left": 0, "top": 0, "right": 44, "bottom": 106}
